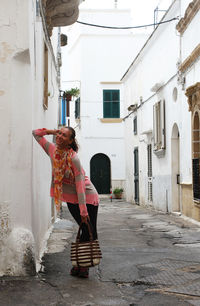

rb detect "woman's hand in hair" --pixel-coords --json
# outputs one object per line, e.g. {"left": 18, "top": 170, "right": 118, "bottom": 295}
{"left": 81, "top": 215, "right": 90, "bottom": 224}
{"left": 46, "top": 129, "right": 59, "bottom": 135}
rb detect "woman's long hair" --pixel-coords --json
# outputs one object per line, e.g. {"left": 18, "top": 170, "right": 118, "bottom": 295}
{"left": 67, "top": 127, "right": 79, "bottom": 152}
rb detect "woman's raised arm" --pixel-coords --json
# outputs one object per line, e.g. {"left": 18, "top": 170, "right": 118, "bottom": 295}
{"left": 32, "top": 128, "right": 57, "bottom": 157}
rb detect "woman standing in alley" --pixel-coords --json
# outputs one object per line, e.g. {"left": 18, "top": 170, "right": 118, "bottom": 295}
{"left": 32, "top": 127, "right": 99, "bottom": 278}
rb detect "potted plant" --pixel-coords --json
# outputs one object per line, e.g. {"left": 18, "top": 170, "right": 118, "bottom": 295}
{"left": 65, "top": 87, "right": 80, "bottom": 101}
{"left": 113, "top": 188, "right": 124, "bottom": 199}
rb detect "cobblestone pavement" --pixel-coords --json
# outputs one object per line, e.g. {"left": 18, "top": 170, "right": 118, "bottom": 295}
{"left": 1, "top": 200, "right": 200, "bottom": 305}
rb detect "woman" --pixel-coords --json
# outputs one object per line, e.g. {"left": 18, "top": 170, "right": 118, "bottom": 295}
{"left": 32, "top": 127, "right": 99, "bottom": 278}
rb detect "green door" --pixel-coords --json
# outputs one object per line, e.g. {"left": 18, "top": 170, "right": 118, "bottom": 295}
{"left": 90, "top": 154, "right": 111, "bottom": 194}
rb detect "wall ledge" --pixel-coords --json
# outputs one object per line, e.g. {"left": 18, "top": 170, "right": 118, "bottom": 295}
{"left": 100, "top": 118, "right": 123, "bottom": 123}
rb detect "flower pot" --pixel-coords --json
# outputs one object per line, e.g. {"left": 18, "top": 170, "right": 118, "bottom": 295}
{"left": 66, "top": 94, "right": 72, "bottom": 101}
{"left": 114, "top": 193, "right": 122, "bottom": 199}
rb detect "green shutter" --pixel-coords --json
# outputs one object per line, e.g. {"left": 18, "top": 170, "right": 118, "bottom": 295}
{"left": 103, "top": 90, "right": 112, "bottom": 118}
{"left": 103, "top": 90, "right": 120, "bottom": 118}
{"left": 75, "top": 97, "right": 80, "bottom": 119}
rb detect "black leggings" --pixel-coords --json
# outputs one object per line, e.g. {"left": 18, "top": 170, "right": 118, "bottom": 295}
{"left": 67, "top": 203, "right": 98, "bottom": 242}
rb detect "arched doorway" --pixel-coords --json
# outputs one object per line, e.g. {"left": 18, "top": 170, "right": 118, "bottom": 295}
{"left": 90, "top": 154, "right": 111, "bottom": 194}
{"left": 171, "top": 123, "right": 180, "bottom": 212}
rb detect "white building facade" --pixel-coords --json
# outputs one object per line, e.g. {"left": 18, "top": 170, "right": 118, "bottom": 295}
{"left": 0, "top": 0, "right": 81, "bottom": 276}
{"left": 122, "top": 0, "right": 200, "bottom": 222}
{"left": 61, "top": 8, "right": 147, "bottom": 195}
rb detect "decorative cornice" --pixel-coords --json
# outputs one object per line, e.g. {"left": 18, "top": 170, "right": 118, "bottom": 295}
{"left": 185, "top": 82, "right": 200, "bottom": 112}
{"left": 179, "top": 43, "right": 200, "bottom": 72}
{"left": 176, "top": 0, "right": 200, "bottom": 34}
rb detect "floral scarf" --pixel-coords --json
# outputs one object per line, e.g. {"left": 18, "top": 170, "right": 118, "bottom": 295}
{"left": 53, "top": 147, "right": 74, "bottom": 212}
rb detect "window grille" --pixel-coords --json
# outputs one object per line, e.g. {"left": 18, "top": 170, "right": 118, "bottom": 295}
{"left": 192, "top": 112, "right": 200, "bottom": 200}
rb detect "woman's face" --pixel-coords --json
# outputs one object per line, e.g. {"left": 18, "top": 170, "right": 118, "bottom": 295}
{"left": 56, "top": 128, "right": 72, "bottom": 148}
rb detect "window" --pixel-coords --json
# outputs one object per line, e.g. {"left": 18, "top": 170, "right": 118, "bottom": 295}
{"left": 133, "top": 116, "right": 137, "bottom": 135}
{"left": 192, "top": 112, "right": 200, "bottom": 201}
{"left": 153, "top": 100, "right": 165, "bottom": 153}
{"left": 185, "top": 83, "right": 200, "bottom": 202}
{"left": 75, "top": 97, "right": 80, "bottom": 119}
{"left": 43, "top": 43, "right": 48, "bottom": 110}
{"left": 103, "top": 90, "right": 120, "bottom": 118}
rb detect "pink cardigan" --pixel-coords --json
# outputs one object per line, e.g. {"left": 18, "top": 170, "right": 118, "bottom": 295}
{"left": 32, "top": 129, "right": 99, "bottom": 216}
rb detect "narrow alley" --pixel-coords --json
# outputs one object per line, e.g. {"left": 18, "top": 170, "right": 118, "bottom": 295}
{"left": 1, "top": 199, "right": 200, "bottom": 306}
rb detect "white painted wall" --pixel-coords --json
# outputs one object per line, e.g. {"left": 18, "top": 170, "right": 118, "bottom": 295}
{"left": 61, "top": 8, "right": 148, "bottom": 194}
{"left": 122, "top": 0, "right": 199, "bottom": 214}
{"left": 0, "top": 0, "right": 60, "bottom": 275}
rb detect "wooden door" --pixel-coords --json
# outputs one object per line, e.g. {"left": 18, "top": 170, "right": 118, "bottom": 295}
{"left": 90, "top": 154, "right": 111, "bottom": 194}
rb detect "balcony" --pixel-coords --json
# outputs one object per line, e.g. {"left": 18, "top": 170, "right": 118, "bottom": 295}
{"left": 42, "top": 0, "right": 83, "bottom": 36}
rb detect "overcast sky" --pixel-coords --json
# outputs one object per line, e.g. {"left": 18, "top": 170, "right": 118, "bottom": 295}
{"left": 80, "top": 0, "right": 173, "bottom": 27}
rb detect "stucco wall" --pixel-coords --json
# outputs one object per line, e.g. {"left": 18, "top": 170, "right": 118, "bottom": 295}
{"left": 122, "top": 0, "right": 190, "bottom": 211}
{"left": 122, "top": 0, "right": 200, "bottom": 222}
{"left": 0, "top": 0, "right": 59, "bottom": 275}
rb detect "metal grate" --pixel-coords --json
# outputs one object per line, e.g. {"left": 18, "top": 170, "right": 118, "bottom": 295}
{"left": 147, "top": 144, "right": 153, "bottom": 202}
{"left": 147, "top": 144, "right": 152, "bottom": 177}
{"left": 148, "top": 181, "right": 153, "bottom": 202}
{"left": 193, "top": 158, "right": 200, "bottom": 200}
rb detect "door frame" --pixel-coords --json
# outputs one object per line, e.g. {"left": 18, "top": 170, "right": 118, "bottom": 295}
{"left": 171, "top": 123, "right": 180, "bottom": 212}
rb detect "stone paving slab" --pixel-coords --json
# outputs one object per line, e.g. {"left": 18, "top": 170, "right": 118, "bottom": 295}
{"left": 166, "top": 280, "right": 200, "bottom": 297}
{"left": 138, "top": 259, "right": 200, "bottom": 286}
{"left": 1, "top": 200, "right": 200, "bottom": 305}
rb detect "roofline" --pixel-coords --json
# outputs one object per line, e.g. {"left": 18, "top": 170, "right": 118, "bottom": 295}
{"left": 121, "top": 0, "right": 178, "bottom": 81}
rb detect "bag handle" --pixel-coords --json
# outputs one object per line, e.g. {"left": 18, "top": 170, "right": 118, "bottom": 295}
{"left": 76, "top": 221, "right": 94, "bottom": 242}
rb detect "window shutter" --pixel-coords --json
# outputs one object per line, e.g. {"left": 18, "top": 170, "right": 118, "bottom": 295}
{"left": 61, "top": 97, "right": 66, "bottom": 125}
{"left": 112, "top": 102, "right": 120, "bottom": 118}
{"left": 134, "top": 116, "right": 137, "bottom": 135}
{"left": 103, "top": 90, "right": 120, "bottom": 118}
{"left": 112, "top": 90, "right": 120, "bottom": 118}
{"left": 78, "top": 98, "right": 80, "bottom": 118}
{"left": 147, "top": 144, "right": 152, "bottom": 177}
{"left": 161, "top": 99, "right": 165, "bottom": 149}
{"left": 153, "top": 103, "right": 158, "bottom": 150}
{"left": 75, "top": 98, "right": 80, "bottom": 119}
{"left": 103, "top": 90, "right": 112, "bottom": 118}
